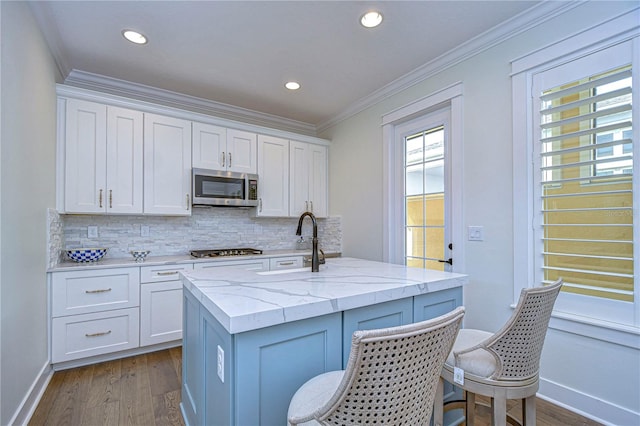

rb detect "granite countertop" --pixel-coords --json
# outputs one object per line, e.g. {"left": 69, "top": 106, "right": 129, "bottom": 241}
{"left": 48, "top": 249, "right": 340, "bottom": 272}
{"left": 182, "top": 257, "right": 467, "bottom": 334}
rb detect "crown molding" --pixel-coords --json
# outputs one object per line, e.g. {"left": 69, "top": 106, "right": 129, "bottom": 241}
{"left": 316, "top": 0, "right": 583, "bottom": 133}
{"left": 64, "top": 69, "right": 318, "bottom": 137}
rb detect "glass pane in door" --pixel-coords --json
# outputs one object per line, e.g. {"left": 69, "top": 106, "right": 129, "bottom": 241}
{"left": 405, "top": 126, "right": 446, "bottom": 270}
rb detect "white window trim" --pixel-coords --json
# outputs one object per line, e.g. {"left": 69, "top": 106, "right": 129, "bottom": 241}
{"left": 382, "top": 82, "right": 464, "bottom": 274}
{"left": 512, "top": 8, "right": 640, "bottom": 349}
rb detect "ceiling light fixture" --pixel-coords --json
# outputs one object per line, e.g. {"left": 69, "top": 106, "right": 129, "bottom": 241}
{"left": 122, "top": 29, "right": 147, "bottom": 45}
{"left": 360, "top": 11, "right": 383, "bottom": 28}
{"left": 285, "top": 81, "right": 301, "bottom": 90}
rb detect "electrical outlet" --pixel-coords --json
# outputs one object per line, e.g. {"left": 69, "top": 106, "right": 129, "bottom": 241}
{"left": 217, "top": 345, "right": 224, "bottom": 383}
{"left": 88, "top": 226, "right": 98, "bottom": 238}
{"left": 141, "top": 225, "right": 150, "bottom": 237}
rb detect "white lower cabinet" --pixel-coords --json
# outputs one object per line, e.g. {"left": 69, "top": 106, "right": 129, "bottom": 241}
{"left": 139, "top": 264, "right": 192, "bottom": 346}
{"left": 50, "top": 255, "right": 308, "bottom": 365}
{"left": 51, "top": 267, "right": 141, "bottom": 363}
{"left": 52, "top": 307, "right": 140, "bottom": 363}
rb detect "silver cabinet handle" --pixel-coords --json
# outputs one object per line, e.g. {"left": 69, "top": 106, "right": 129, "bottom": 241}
{"left": 157, "top": 271, "right": 179, "bottom": 276}
{"left": 109, "top": 189, "right": 113, "bottom": 209}
{"left": 228, "top": 152, "right": 232, "bottom": 167}
{"left": 279, "top": 261, "right": 295, "bottom": 266}
{"left": 222, "top": 151, "right": 226, "bottom": 167}
{"left": 99, "top": 189, "right": 103, "bottom": 208}
{"left": 305, "top": 201, "right": 309, "bottom": 211}
{"left": 186, "top": 194, "right": 190, "bottom": 210}
{"left": 85, "top": 288, "right": 111, "bottom": 294}
{"left": 86, "top": 330, "right": 111, "bottom": 337}
{"left": 259, "top": 198, "right": 263, "bottom": 212}
{"left": 310, "top": 200, "right": 313, "bottom": 212}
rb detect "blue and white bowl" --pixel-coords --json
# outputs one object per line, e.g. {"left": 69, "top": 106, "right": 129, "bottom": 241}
{"left": 66, "top": 248, "right": 108, "bottom": 263}
{"left": 130, "top": 250, "right": 150, "bottom": 262}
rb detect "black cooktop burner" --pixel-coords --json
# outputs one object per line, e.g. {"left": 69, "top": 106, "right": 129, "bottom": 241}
{"left": 190, "top": 248, "right": 263, "bottom": 258}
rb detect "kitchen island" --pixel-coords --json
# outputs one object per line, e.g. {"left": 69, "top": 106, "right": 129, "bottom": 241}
{"left": 180, "top": 257, "right": 467, "bottom": 426}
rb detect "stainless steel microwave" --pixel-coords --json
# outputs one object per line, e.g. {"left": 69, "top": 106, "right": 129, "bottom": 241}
{"left": 192, "top": 168, "right": 258, "bottom": 207}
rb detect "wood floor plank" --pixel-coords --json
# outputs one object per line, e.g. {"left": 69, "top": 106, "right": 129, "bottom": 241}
{"left": 82, "top": 399, "right": 120, "bottom": 426}
{"left": 118, "top": 353, "right": 155, "bottom": 426}
{"left": 85, "top": 358, "right": 122, "bottom": 410}
{"left": 42, "top": 363, "right": 95, "bottom": 425}
{"left": 168, "top": 346, "right": 182, "bottom": 382}
{"left": 28, "top": 369, "right": 68, "bottom": 425}
{"left": 152, "top": 390, "right": 185, "bottom": 426}
{"left": 146, "top": 350, "right": 181, "bottom": 397}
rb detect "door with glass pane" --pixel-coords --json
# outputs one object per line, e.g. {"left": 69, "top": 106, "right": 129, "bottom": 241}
{"left": 402, "top": 109, "right": 451, "bottom": 271}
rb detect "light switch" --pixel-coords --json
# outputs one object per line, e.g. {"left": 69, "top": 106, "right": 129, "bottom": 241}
{"left": 88, "top": 226, "right": 98, "bottom": 238}
{"left": 468, "top": 226, "right": 484, "bottom": 241}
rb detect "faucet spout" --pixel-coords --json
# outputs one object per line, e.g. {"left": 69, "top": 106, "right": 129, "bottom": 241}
{"left": 296, "top": 211, "right": 321, "bottom": 272}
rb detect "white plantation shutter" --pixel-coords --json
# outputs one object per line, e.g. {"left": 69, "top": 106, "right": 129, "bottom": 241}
{"left": 532, "top": 40, "right": 638, "bottom": 326}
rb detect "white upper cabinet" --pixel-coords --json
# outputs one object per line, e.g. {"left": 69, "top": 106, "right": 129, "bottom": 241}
{"left": 144, "top": 113, "right": 192, "bottom": 215}
{"left": 290, "top": 141, "right": 328, "bottom": 218}
{"left": 64, "top": 99, "right": 143, "bottom": 214}
{"left": 256, "top": 135, "right": 289, "bottom": 217}
{"left": 106, "top": 107, "right": 144, "bottom": 214}
{"left": 192, "top": 122, "right": 226, "bottom": 170}
{"left": 193, "top": 122, "right": 257, "bottom": 174}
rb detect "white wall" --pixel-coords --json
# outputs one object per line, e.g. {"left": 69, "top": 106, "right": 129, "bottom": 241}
{"left": 321, "top": 2, "right": 640, "bottom": 424}
{"left": 0, "top": 2, "right": 59, "bottom": 423}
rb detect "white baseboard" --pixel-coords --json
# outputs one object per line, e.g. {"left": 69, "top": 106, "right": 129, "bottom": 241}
{"left": 8, "top": 360, "right": 53, "bottom": 426}
{"left": 539, "top": 378, "right": 639, "bottom": 426}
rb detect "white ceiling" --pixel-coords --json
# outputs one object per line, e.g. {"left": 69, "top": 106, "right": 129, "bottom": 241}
{"left": 30, "top": 0, "right": 542, "bottom": 130}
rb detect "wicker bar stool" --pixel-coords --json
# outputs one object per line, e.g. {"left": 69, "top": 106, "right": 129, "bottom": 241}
{"left": 434, "top": 279, "right": 563, "bottom": 426}
{"left": 287, "top": 306, "right": 465, "bottom": 426}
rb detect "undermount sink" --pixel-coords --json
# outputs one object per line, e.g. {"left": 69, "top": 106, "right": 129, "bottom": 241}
{"left": 257, "top": 267, "right": 322, "bottom": 275}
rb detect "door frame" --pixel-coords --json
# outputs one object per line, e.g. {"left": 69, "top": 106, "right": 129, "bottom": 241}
{"left": 382, "top": 82, "right": 465, "bottom": 274}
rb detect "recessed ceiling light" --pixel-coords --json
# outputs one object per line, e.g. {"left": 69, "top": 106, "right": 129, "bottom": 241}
{"left": 122, "top": 29, "right": 147, "bottom": 45}
{"left": 285, "top": 81, "right": 301, "bottom": 90}
{"left": 360, "top": 11, "right": 383, "bottom": 28}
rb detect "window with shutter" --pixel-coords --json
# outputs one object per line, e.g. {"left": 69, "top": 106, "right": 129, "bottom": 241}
{"left": 528, "top": 39, "right": 638, "bottom": 328}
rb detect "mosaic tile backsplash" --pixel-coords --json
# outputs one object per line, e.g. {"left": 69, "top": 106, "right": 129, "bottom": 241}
{"left": 56, "top": 207, "right": 342, "bottom": 264}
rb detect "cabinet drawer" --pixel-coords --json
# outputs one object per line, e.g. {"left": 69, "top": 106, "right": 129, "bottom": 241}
{"left": 140, "top": 263, "right": 193, "bottom": 283}
{"left": 51, "top": 267, "right": 139, "bottom": 317}
{"left": 269, "top": 256, "right": 303, "bottom": 270}
{"left": 194, "top": 259, "right": 269, "bottom": 271}
{"left": 52, "top": 307, "right": 140, "bottom": 363}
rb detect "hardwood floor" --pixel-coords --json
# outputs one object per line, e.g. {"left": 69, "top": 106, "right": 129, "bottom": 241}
{"left": 30, "top": 347, "right": 184, "bottom": 426}
{"left": 31, "top": 347, "right": 601, "bottom": 426}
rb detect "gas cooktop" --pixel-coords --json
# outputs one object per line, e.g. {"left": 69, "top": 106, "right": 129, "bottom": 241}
{"left": 190, "top": 248, "right": 263, "bottom": 258}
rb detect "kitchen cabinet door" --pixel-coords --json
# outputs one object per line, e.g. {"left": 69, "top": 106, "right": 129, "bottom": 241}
{"left": 226, "top": 129, "right": 257, "bottom": 174}
{"left": 63, "top": 99, "right": 143, "bottom": 214}
{"left": 255, "top": 135, "right": 289, "bottom": 217}
{"left": 289, "top": 141, "right": 328, "bottom": 218}
{"left": 192, "top": 122, "right": 256, "bottom": 174}
{"left": 144, "top": 113, "right": 192, "bottom": 215}
{"left": 140, "top": 281, "right": 183, "bottom": 346}
{"left": 64, "top": 99, "right": 107, "bottom": 213}
{"left": 192, "top": 122, "right": 226, "bottom": 170}
{"left": 106, "top": 107, "right": 143, "bottom": 214}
